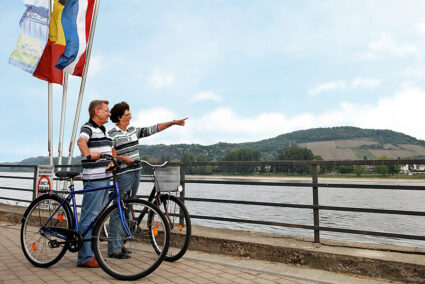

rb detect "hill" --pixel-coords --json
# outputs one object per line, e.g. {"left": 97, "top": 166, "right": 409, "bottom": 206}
{"left": 6, "top": 127, "right": 425, "bottom": 165}
{"left": 139, "top": 127, "right": 425, "bottom": 161}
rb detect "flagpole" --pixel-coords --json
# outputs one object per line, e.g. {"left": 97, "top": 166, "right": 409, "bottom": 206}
{"left": 67, "top": 0, "right": 101, "bottom": 166}
{"left": 47, "top": 0, "right": 53, "bottom": 167}
{"left": 56, "top": 73, "right": 68, "bottom": 190}
{"left": 58, "top": 73, "right": 68, "bottom": 166}
{"left": 48, "top": 82, "right": 53, "bottom": 166}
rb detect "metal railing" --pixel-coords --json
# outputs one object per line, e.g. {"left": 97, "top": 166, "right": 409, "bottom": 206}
{"left": 1, "top": 159, "right": 425, "bottom": 245}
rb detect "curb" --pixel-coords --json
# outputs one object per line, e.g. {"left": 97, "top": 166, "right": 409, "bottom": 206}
{"left": 189, "top": 235, "right": 425, "bottom": 283}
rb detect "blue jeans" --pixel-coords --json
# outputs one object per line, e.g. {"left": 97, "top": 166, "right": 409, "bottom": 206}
{"left": 108, "top": 169, "right": 141, "bottom": 255}
{"left": 77, "top": 179, "right": 109, "bottom": 265}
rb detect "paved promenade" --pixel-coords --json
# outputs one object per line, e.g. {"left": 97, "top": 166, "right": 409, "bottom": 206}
{"left": 0, "top": 222, "right": 396, "bottom": 284}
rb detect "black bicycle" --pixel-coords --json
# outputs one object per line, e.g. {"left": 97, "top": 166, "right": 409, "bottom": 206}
{"left": 134, "top": 160, "right": 191, "bottom": 262}
{"left": 20, "top": 154, "right": 170, "bottom": 280}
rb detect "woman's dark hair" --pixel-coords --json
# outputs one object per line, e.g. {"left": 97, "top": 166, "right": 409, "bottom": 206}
{"left": 110, "top": 101, "right": 129, "bottom": 123}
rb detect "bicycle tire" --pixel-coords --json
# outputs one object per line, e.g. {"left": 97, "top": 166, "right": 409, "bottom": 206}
{"left": 20, "top": 194, "right": 73, "bottom": 267}
{"left": 92, "top": 199, "right": 170, "bottom": 280}
{"left": 151, "top": 194, "right": 191, "bottom": 262}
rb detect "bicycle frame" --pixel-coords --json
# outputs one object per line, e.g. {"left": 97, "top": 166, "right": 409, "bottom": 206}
{"left": 41, "top": 180, "right": 132, "bottom": 241}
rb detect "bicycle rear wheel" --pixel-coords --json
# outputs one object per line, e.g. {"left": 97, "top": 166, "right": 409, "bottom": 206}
{"left": 154, "top": 194, "right": 191, "bottom": 262}
{"left": 20, "top": 194, "right": 73, "bottom": 267}
{"left": 92, "top": 199, "right": 169, "bottom": 280}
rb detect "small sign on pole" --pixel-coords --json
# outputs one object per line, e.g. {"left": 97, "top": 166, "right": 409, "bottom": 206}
{"left": 33, "top": 165, "right": 54, "bottom": 200}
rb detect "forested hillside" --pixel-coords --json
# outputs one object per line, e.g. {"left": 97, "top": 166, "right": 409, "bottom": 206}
{"left": 139, "top": 127, "right": 425, "bottom": 161}
{"left": 7, "top": 127, "right": 425, "bottom": 165}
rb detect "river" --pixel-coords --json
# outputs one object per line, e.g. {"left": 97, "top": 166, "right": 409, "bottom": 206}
{"left": 1, "top": 172, "right": 425, "bottom": 249}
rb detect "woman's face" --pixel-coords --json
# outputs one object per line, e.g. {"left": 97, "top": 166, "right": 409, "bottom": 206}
{"left": 119, "top": 109, "right": 132, "bottom": 126}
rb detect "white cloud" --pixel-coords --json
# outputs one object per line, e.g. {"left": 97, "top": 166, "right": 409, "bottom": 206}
{"left": 417, "top": 22, "right": 425, "bottom": 34}
{"left": 132, "top": 107, "right": 193, "bottom": 145}
{"left": 308, "top": 78, "right": 380, "bottom": 96}
{"left": 368, "top": 33, "right": 420, "bottom": 58}
{"left": 133, "top": 107, "right": 177, "bottom": 127}
{"left": 192, "top": 88, "right": 425, "bottom": 144}
{"left": 326, "top": 88, "right": 425, "bottom": 140}
{"left": 352, "top": 78, "right": 380, "bottom": 88}
{"left": 150, "top": 69, "right": 175, "bottom": 88}
{"left": 195, "top": 107, "right": 296, "bottom": 142}
{"left": 86, "top": 88, "right": 425, "bottom": 147}
{"left": 191, "top": 91, "right": 221, "bottom": 102}
{"left": 308, "top": 81, "right": 346, "bottom": 96}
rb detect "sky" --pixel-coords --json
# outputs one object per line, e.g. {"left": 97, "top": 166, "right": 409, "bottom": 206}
{"left": 1, "top": 0, "right": 425, "bottom": 162}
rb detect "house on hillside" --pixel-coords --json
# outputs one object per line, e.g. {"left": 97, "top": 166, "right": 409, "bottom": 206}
{"left": 400, "top": 164, "right": 425, "bottom": 174}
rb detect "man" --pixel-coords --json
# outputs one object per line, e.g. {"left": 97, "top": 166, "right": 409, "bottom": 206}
{"left": 76, "top": 100, "right": 112, "bottom": 268}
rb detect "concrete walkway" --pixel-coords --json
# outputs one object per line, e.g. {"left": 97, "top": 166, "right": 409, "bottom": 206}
{"left": 0, "top": 222, "right": 396, "bottom": 284}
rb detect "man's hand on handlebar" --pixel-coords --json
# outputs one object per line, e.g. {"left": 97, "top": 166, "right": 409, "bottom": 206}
{"left": 87, "top": 153, "right": 114, "bottom": 161}
{"left": 86, "top": 152, "right": 101, "bottom": 160}
{"left": 86, "top": 153, "right": 117, "bottom": 173}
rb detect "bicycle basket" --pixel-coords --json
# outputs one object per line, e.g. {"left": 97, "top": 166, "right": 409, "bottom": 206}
{"left": 154, "top": 166, "right": 181, "bottom": 192}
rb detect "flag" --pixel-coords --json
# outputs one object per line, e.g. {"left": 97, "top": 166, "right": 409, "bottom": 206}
{"left": 55, "top": 0, "right": 95, "bottom": 76}
{"left": 9, "top": 0, "right": 50, "bottom": 74}
{"left": 33, "top": 0, "right": 67, "bottom": 85}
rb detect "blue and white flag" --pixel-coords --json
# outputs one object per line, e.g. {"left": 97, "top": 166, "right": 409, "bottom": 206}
{"left": 9, "top": 0, "right": 51, "bottom": 74}
{"left": 56, "top": 0, "right": 95, "bottom": 76}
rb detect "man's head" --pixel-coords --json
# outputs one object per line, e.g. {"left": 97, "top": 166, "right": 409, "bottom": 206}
{"left": 88, "top": 100, "right": 110, "bottom": 126}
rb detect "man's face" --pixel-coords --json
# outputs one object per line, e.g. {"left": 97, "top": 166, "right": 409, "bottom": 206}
{"left": 95, "top": 103, "right": 110, "bottom": 125}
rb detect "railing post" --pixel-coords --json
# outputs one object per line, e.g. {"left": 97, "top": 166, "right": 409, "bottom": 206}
{"left": 32, "top": 166, "right": 38, "bottom": 201}
{"left": 312, "top": 163, "right": 320, "bottom": 243}
{"left": 179, "top": 164, "right": 186, "bottom": 226}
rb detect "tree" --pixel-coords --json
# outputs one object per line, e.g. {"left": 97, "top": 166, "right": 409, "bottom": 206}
{"left": 374, "top": 156, "right": 389, "bottom": 176}
{"left": 374, "top": 156, "right": 400, "bottom": 175}
{"left": 222, "top": 147, "right": 261, "bottom": 174}
{"left": 277, "top": 146, "right": 314, "bottom": 175}
{"left": 337, "top": 165, "right": 354, "bottom": 175}
{"left": 353, "top": 165, "right": 366, "bottom": 177}
{"left": 388, "top": 163, "right": 401, "bottom": 175}
{"left": 181, "top": 152, "right": 196, "bottom": 174}
{"left": 140, "top": 154, "right": 150, "bottom": 161}
{"left": 196, "top": 153, "right": 208, "bottom": 174}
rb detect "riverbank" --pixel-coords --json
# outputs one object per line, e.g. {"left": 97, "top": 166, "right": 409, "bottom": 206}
{"left": 188, "top": 174, "right": 425, "bottom": 183}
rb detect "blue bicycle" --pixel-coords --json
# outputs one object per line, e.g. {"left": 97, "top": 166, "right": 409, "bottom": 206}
{"left": 20, "top": 154, "right": 170, "bottom": 280}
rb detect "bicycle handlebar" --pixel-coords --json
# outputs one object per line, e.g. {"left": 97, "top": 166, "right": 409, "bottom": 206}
{"left": 138, "top": 160, "right": 168, "bottom": 169}
{"left": 86, "top": 153, "right": 114, "bottom": 160}
{"left": 86, "top": 154, "right": 168, "bottom": 171}
{"left": 86, "top": 154, "right": 118, "bottom": 173}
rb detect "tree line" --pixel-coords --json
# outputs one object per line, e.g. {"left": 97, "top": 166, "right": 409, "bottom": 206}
{"left": 141, "top": 145, "right": 401, "bottom": 176}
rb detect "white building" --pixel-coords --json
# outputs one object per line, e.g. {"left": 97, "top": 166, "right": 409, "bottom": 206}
{"left": 400, "top": 164, "right": 425, "bottom": 174}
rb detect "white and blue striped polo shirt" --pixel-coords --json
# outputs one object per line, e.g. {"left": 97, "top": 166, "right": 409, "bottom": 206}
{"left": 108, "top": 125, "right": 158, "bottom": 175}
{"left": 79, "top": 119, "right": 113, "bottom": 181}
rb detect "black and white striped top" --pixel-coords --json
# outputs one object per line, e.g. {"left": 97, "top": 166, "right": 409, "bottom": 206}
{"left": 108, "top": 125, "right": 158, "bottom": 175}
{"left": 79, "top": 119, "right": 113, "bottom": 181}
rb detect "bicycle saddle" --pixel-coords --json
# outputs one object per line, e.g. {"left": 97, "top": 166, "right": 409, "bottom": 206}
{"left": 55, "top": 171, "right": 80, "bottom": 179}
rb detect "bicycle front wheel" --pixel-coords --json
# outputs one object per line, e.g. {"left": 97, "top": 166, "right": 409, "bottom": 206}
{"left": 154, "top": 194, "right": 191, "bottom": 262}
{"left": 92, "top": 199, "right": 170, "bottom": 281}
{"left": 20, "top": 194, "right": 73, "bottom": 267}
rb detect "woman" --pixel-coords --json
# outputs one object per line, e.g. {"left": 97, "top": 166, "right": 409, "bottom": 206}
{"left": 107, "top": 101, "right": 187, "bottom": 258}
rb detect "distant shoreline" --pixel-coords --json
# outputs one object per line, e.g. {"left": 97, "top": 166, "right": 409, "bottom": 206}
{"left": 188, "top": 175, "right": 425, "bottom": 183}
